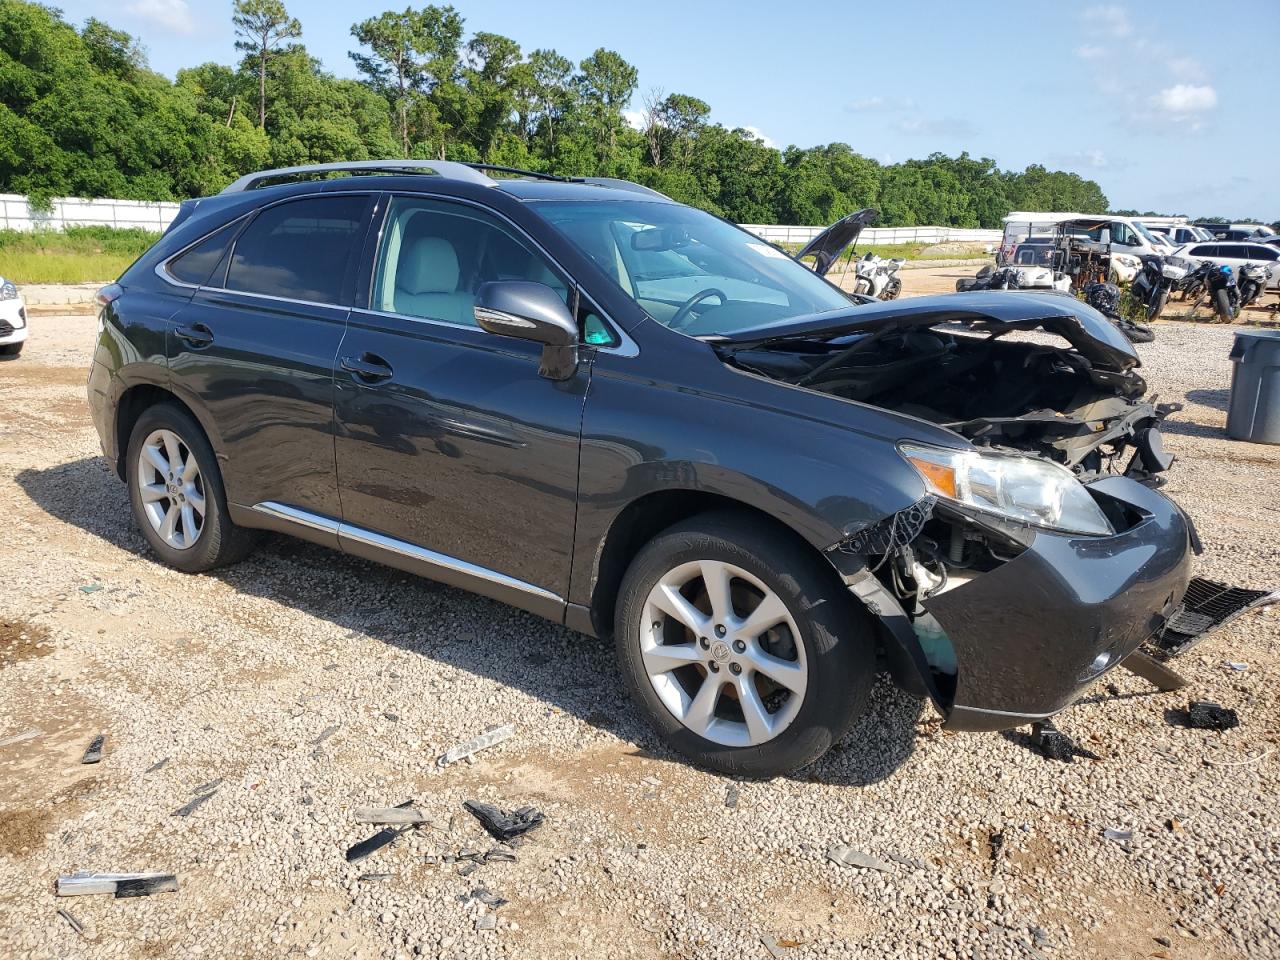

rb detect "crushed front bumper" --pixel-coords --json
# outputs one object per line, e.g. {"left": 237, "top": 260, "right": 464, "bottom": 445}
{"left": 925, "top": 475, "right": 1192, "bottom": 731}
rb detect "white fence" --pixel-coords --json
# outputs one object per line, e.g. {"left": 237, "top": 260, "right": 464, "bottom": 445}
{"left": 0, "top": 194, "right": 182, "bottom": 232}
{"left": 741, "top": 223, "right": 1002, "bottom": 246}
{"left": 0, "top": 193, "right": 1002, "bottom": 246}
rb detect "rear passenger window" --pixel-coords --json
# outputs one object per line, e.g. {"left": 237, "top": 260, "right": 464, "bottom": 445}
{"left": 1189, "top": 244, "right": 1217, "bottom": 258}
{"left": 226, "top": 195, "right": 369, "bottom": 303}
{"left": 167, "top": 219, "right": 241, "bottom": 286}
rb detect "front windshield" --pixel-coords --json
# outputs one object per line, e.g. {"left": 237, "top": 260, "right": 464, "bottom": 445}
{"left": 529, "top": 200, "right": 852, "bottom": 335}
{"left": 1131, "top": 220, "right": 1161, "bottom": 245}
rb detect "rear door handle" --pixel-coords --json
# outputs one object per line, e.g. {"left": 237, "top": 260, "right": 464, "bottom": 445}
{"left": 176, "top": 323, "right": 214, "bottom": 347}
{"left": 341, "top": 353, "right": 394, "bottom": 383}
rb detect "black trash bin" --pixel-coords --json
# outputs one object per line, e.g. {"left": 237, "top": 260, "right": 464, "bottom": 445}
{"left": 1226, "top": 329, "right": 1280, "bottom": 444}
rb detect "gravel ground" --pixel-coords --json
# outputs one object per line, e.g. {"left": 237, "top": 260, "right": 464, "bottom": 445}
{"left": 1, "top": 313, "right": 1277, "bottom": 960}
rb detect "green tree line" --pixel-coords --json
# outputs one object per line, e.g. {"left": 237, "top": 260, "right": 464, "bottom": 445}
{"left": 0, "top": 0, "right": 1112, "bottom": 225}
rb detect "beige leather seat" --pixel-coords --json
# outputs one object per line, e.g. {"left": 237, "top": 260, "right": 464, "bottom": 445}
{"left": 393, "top": 236, "right": 474, "bottom": 325}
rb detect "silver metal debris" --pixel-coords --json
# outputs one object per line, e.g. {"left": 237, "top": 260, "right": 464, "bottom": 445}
{"left": 56, "top": 871, "right": 177, "bottom": 897}
{"left": 437, "top": 724, "right": 516, "bottom": 767}
{"left": 1103, "top": 827, "right": 1133, "bottom": 843}
{"left": 826, "top": 844, "right": 894, "bottom": 872}
{"left": 353, "top": 806, "right": 432, "bottom": 825}
{"left": 0, "top": 728, "right": 40, "bottom": 748}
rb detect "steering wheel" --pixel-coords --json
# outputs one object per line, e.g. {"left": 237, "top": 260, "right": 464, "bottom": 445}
{"left": 669, "top": 288, "right": 727, "bottom": 331}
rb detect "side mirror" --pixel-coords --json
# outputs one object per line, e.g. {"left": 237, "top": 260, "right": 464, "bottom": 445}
{"left": 474, "top": 280, "right": 579, "bottom": 380}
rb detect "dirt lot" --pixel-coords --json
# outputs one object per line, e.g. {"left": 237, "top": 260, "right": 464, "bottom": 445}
{"left": 1, "top": 307, "right": 1278, "bottom": 960}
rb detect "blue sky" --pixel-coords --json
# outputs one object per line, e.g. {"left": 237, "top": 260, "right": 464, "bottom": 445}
{"left": 58, "top": 1, "right": 1278, "bottom": 221}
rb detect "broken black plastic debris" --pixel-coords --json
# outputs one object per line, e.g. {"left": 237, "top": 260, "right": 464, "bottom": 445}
{"left": 171, "top": 791, "right": 216, "bottom": 818}
{"left": 462, "top": 800, "right": 545, "bottom": 842}
{"left": 1029, "top": 721, "right": 1101, "bottom": 763}
{"left": 81, "top": 735, "right": 105, "bottom": 765}
{"left": 1187, "top": 700, "right": 1240, "bottom": 730}
{"left": 346, "top": 800, "right": 416, "bottom": 862}
{"left": 114, "top": 875, "right": 178, "bottom": 898}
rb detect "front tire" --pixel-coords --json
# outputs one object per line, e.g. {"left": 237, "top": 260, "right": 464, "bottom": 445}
{"left": 615, "top": 512, "right": 876, "bottom": 777}
{"left": 1214, "top": 288, "right": 1235, "bottom": 322}
{"left": 0, "top": 342, "right": 22, "bottom": 358}
{"left": 1148, "top": 289, "right": 1168, "bottom": 320}
{"left": 126, "top": 403, "right": 258, "bottom": 573}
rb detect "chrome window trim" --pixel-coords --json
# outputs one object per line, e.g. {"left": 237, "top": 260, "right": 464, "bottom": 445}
{"left": 251, "top": 501, "right": 561, "bottom": 604}
{"left": 366, "top": 190, "right": 638, "bottom": 358}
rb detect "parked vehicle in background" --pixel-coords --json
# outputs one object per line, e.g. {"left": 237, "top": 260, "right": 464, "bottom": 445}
{"left": 1193, "top": 223, "right": 1272, "bottom": 242}
{"left": 1131, "top": 254, "right": 1193, "bottom": 320}
{"left": 0, "top": 276, "right": 28, "bottom": 357}
{"left": 1148, "top": 224, "right": 1213, "bottom": 246}
{"left": 86, "top": 160, "right": 1209, "bottom": 776}
{"left": 796, "top": 208, "right": 902, "bottom": 300}
{"left": 999, "top": 213, "right": 1169, "bottom": 270}
{"left": 1171, "top": 240, "right": 1280, "bottom": 290}
{"left": 1238, "top": 263, "right": 1269, "bottom": 308}
{"left": 1179, "top": 261, "right": 1240, "bottom": 321}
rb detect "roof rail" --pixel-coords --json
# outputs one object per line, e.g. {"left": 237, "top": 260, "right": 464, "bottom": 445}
{"left": 219, "top": 160, "right": 493, "bottom": 194}
{"left": 464, "top": 163, "right": 582, "bottom": 183}
{"left": 581, "top": 177, "right": 671, "bottom": 200}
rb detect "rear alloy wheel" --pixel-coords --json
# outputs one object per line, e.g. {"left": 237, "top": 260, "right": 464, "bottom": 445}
{"left": 136, "top": 428, "right": 206, "bottom": 550}
{"left": 616, "top": 512, "right": 875, "bottom": 777}
{"left": 126, "top": 404, "right": 258, "bottom": 573}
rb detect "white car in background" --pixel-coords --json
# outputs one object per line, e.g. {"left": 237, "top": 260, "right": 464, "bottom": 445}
{"left": 1172, "top": 240, "right": 1280, "bottom": 290}
{"left": 0, "top": 276, "right": 28, "bottom": 357}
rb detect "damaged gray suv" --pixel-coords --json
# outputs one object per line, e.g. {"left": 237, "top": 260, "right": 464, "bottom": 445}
{"left": 89, "top": 162, "right": 1215, "bottom": 776}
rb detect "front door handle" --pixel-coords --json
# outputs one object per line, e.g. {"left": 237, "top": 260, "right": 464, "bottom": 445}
{"left": 341, "top": 353, "right": 394, "bottom": 383}
{"left": 176, "top": 323, "right": 214, "bottom": 347}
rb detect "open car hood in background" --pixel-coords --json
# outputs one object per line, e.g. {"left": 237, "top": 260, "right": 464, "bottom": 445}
{"left": 794, "top": 208, "right": 879, "bottom": 276}
{"left": 707, "top": 291, "right": 1142, "bottom": 373}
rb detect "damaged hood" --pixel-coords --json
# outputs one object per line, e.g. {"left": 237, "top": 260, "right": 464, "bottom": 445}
{"left": 708, "top": 291, "right": 1141, "bottom": 373}
{"left": 795, "top": 208, "right": 878, "bottom": 276}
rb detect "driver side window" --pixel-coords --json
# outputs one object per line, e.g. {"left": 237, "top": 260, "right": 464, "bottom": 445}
{"left": 372, "top": 196, "right": 570, "bottom": 327}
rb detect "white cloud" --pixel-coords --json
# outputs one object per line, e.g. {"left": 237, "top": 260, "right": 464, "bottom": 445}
{"left": 1048, "top": 149, "right": 1116, "bottom": 170}
{"left": 742, "top": 126, "right": 776, "bottom": 148}
{"left": 126, "top": 0, "right": 195, "bottom": 34}
{"left": 623, "top": 109, "right": 645, "bottom": 131}
{"left": 1074, "top": 44, "right": 1106, "bottom": 60}
{"left": 1167, "top": 55, "right": 1206, "bottom": 81}
{"left": 1154, "top": 83, "right": 1218, "bottom": 115}
{"left": 848, "top": 96, "right": 886, "bottom": 111}
{"left": 1083, "top": 5, "right": 1132, "bottom": 38}
{"left": 897, "top": 117, "right": 976, "bottom": 138}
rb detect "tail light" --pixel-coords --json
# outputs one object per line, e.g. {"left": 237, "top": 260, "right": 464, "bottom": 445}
{"left": 94, "top": 283, "right": 123, "bottom": 308}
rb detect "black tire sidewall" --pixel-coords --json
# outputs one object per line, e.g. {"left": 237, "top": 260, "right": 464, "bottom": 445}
{"left": 126, "top": 404, "right": 236, "bottom": 573}
{"left": 615, "top": 514, "right": 875, "bottom": 777}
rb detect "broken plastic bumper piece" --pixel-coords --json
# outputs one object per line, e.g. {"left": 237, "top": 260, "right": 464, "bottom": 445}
{"left": 1153, "top": 577, "right": 1279, "bottom": 657}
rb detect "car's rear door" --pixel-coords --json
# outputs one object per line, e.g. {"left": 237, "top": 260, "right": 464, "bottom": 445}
{"left": 166, "top": 193, "right": 374, "bottom": 527}
{"left": 332, "top": 193, "right": 590, "bottom": 617}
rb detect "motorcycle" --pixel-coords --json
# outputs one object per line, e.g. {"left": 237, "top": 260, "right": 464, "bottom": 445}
{"left": 1178, "top": 261, "right": 1239, "bottom": 322}
{"left": 852, "top": 252, "right": 904, "bottom": 300}
{"left": 1130, "top": 255, "right": 1191, "bottom": 320}
{"left": 1083, "top": 281, "right": 1155, "bottom": 343}
{"left": 1237, "top": 262, "right": 1269, "bottom": 310}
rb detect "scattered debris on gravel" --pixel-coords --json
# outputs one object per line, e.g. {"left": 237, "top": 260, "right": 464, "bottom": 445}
{"left": 1, "top": 314, "right": 1278, "bottom": 959}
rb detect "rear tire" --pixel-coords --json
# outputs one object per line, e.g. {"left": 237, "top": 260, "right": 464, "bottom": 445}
{"left": 1148, "top": 289, "right": 1168, "bottom": 320}
{"left": 615, "top": 511, "right": 876, "bottom": 777}
{"left": 126, "top": 403, "right": 258, "bottom": 573}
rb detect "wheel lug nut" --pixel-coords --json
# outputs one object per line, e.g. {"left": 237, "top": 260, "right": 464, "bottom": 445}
{"left": 708, "top": 661, "right": 720, "bottom": 673}
{"left": 715, "top": 624, "right": 726, "bottom": 637}
{"left": 732, "top": 640, "right": 746, "bottom": 653}
{"left": 729, "top": 662, "right": 742, "bottom": 676}
{"left": 698, "top": 637, "right": 710, "bottom": 650}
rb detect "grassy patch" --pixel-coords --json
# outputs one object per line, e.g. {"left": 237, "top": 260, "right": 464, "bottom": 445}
{"left": 781, "top": 241, "right": 990, "bottom": 264}
{"left": 0, "top": 226, "right": 159, "bottom": 284}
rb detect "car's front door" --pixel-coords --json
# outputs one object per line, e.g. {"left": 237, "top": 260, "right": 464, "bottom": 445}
{"left": 166, "top": 193, "right": 374, "bottom": 521}
{"left": 332, "top": 194, "right": 589, "bottom": 617}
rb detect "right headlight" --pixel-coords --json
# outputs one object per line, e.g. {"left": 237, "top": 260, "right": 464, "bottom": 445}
{"left": 0, "top": 280, "right": 17, "bottom": 301}
{"left": 900, "top": 443, "right": 1113, "bottom": 537}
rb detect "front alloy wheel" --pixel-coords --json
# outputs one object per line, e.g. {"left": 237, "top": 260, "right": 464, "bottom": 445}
{"left": 136, "top": 428, "right": 206, "bottom": 549}
{"left": 640, "top": 559, "right": 807, "bottom": 747}
{"left": 615, "top": 512, "right": 876, "bottom": 777}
